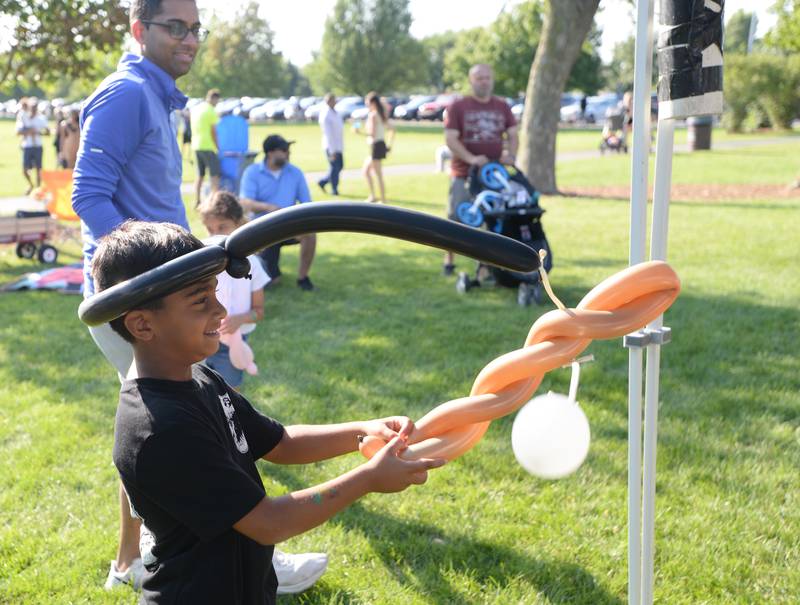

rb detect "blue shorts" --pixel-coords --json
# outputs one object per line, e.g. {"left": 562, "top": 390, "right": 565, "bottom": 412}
{"left": 204, "top": 337, "right": 246, "bottom": 388}
{"left": 23, "top": 146, "right": 43, "bottom": 170}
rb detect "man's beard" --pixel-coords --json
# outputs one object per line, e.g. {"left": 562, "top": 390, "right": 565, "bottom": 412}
{"left": 273, "top": 157, "right": 287, "bottom": 168}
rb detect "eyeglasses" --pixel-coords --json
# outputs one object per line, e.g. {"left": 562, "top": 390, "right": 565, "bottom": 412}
{"left": 142, "top": 20, "right": 209, "bottom": 42}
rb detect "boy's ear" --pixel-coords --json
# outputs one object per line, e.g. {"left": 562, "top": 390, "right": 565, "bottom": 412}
{"left": 124, "top": 310, "right": 155, "bottom": 342}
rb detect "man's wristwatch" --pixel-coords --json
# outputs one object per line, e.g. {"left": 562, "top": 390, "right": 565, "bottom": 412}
{"left": 249, "top": 309, "right": 258, "bottom": 322}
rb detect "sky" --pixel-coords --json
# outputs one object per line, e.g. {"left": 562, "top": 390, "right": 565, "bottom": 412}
{"left": 197, "top": 0, "right": 777, "bottom": 67}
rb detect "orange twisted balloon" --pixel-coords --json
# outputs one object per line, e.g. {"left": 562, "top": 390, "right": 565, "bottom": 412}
{"left": 359, "top": 260, "right": 680, "bottom": 462}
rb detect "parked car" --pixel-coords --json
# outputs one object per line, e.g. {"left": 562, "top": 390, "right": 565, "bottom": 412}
{"left": 215, "top": 97, "right": 243, "bottom": 116}
{"left": 350, "top": 105, "right": 370, "bottom": 121}
{"left": 249, "top": 98, "right": 285, "bottom": 122}
{"left": 393, "top": 95, "right": 436, "bottom": 120}
{"left": 304, "top": 100, "right": 327, "bottom": 121}
{"left": 418, "top": 93, "right": 461, "bottom": 121}
{"left": 561, "top": 93, "right": 621, "bottom": 123}
{"left": 561, "top": 92, "right": 582, "bottom": 107}
{"left": 334, "top": 96, "right": 366, "bottom": 120}
{"left": 238, "top": 97, "right": 268, "bottom": 119}
{"left": 284, "top": 96, "right": 320, "bottom": 121}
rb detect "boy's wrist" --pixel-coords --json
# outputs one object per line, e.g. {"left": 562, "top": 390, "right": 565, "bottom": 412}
{"left": 248, "top": 309, "right": 258, "bottom": 322}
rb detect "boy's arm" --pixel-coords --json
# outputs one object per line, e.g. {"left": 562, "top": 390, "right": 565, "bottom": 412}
{"left": 263, "top": 417, "right": 411, "bottom": 464}
{"left": 235, "top": 436, "right": 444, "bottom": 545}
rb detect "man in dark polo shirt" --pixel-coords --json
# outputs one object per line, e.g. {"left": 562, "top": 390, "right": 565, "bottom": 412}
{"left": 442, "top": 63, "right": 518, "bottom": 275}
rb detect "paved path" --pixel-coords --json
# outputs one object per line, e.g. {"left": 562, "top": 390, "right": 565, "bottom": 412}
{"left": 298, "top": 135, "right": 800, "bottom": 183}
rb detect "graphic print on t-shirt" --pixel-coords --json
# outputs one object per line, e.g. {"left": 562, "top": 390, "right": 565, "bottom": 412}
{"left": 462, "top": 109, "right": 507, "bottom": 144}
{"left": 219, "top": 393, "right": 249, "bottom": 454}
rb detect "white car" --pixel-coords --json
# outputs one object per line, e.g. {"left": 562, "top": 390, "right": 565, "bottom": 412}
{"left": 560, "top": 94, "right": 621, "bottom": 124}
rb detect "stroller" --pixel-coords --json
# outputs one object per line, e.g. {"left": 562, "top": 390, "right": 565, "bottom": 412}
{"left": 599, "top": 108, "right": 628, "bottom": 154}
{"left": 454, "top": 162, "right": 552, "bottom": 306}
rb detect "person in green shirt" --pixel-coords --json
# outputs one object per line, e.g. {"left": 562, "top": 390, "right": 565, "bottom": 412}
{"left": 191, "top": 88, "right": 220, "bottom": 206}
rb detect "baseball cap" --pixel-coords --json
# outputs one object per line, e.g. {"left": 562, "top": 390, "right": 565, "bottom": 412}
{"left": 263, "top": 134, "right": 294, "bottom": 154}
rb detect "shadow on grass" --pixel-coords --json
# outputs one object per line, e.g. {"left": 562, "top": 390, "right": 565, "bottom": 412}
{"left": 270, "top": 464, "right": 623, "bottom": 605}
{"left": 1, "top": 241, "right": 796, "bottom": 432}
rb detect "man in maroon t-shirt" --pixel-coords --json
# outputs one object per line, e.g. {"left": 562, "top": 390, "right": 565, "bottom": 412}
{"left": 442, "top": 63, "right": 518, "bottom": 274}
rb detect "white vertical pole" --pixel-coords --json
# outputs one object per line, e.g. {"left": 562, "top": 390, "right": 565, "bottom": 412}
{"left": 628, "top": 2, "right": 656, "bottom": 605}
{"left": 650, "top": 119, "right": 674, "bottom": 263}
{"left": 640, "top": 117, "right": 675, "bottom": 605}
{"left": 627, "top": 350, "right": 643, "bottom": 605}
{"left": 629, "top": 0, "right": 655, "bottom": 266}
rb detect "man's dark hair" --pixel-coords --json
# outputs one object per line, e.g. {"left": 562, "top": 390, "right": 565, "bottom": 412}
{"left": 129, "top": 0, "right": 165, "bottom": 23}
{"left": 92, "top": 221, "right": 205, "bottom": 342}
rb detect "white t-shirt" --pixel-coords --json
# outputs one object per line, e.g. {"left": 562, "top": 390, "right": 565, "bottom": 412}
{"left": 319, "top": 105, "right": 344, "bottom": 153}
{"left": 216, "top": 254, "right": 270, "bottom": 335}
{"left": 16, "top": 113, "right": 49, "bottom": 148}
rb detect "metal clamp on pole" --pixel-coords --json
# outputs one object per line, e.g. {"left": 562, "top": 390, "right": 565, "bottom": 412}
{"left": 624, "top": 326, "right": 672, "bottom": 349}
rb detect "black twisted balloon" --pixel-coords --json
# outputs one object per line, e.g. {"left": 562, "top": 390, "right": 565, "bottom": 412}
{"left": 79, "top": 202, "right": 541, "bottom": 326}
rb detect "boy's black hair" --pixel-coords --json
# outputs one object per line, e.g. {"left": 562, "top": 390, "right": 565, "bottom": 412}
{"left": 129, "top": 0, "right": 165, "bottom": 22}
{"left": 92, "top": 221, "right": 205, "bottom": 342}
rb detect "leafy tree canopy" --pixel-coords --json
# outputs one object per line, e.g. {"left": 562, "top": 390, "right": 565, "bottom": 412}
{"left": 0, "top": 0, "right": 128, "bottom": 92}
{"left": 310, "top": 0, "right": 425, "bottom": 95}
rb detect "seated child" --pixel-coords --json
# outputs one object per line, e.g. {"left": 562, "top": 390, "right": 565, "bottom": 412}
{"left": 92, "top": 221, "right": 445, "bottom": 604}
{"left": 199, "top": 191, "right": 269, "bottom": 389}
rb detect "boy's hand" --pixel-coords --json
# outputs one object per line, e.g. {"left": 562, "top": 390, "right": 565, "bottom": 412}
{"left": 365, "top": 436, "right": 446, "bottom": 493}
{"left": 362, "top": 416, "right": 414, "bottom": 443}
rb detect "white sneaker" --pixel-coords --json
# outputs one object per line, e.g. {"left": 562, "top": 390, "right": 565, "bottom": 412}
{"left": 273, "top": 548, "right": 328, "bottom": 594}
{"left": 103, "top": 557, "right": 145, "bottom": 590}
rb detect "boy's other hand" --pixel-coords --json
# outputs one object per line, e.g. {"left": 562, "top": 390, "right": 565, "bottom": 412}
{"left": 365, "top": 436, "right": 446, "bottom": 493}
{"left": 363, "top": 416, "right": 414, "bottom": 443}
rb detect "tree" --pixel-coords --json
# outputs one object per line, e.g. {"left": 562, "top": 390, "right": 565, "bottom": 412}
{"left": 765, "top": 0, "right": 800, "bottom": 53}
{"left": 725, "top": 9, "right": 756, "bottom": 54}
{"left": 181, "top": 2, "right": 288, "bottom": 98}
{"left": 604, "top": 34, "right": 657, "bottom": 93}
{"left": 0, "top": 0, "right": 128, "bottom": 90}
{"left": 420, "top": 31, "right": 459, "bottom": 92}
{"left": 517, "top": 0, "right": 601, "bottom": 193}
{"left": 313, "top": 0, "right": 425, "bottom": 95}
{"left": 442, "top": 1, "right": 601, "bottom": 98}
{"left": 443, "top": 2, "right": 545, "bottom": 97}
{"left": 566, "top": 25, "right": 604, "bottom": 94}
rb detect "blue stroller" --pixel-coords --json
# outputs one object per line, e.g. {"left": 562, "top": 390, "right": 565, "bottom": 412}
{"left": 455, "top": 162, "right": 552, "bottom": 306}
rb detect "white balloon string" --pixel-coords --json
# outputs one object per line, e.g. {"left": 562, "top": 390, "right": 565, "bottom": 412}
{"left": 537, "top": 249, "right": 568, "bottom": 312}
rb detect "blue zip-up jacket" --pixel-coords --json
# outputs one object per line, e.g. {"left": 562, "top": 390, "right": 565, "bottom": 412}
{"left": 72, "top": 53, "right": 189, "bottom": 295}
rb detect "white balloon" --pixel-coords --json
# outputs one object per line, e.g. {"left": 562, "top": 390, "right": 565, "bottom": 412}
{"left": 511, "top": 392, "right": 591, "bottom": 479}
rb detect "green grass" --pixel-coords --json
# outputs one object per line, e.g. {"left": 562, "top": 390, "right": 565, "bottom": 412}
{"left": 4, "top": 117, "right": 796, "bottom": 198}
{"left": 1, "top": 127, "right": 799, "bottom": 603}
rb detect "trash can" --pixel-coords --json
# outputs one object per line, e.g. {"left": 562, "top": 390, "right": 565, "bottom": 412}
{"left": 216, "top": 113, "right": 255, "bottom": 193}
{"left": 686, "top": 115, "right": 713, "bottom": 151}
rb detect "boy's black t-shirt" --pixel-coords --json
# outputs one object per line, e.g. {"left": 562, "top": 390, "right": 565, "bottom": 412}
{"left": 113, "top": 364, "right": 285, "bottom": 605}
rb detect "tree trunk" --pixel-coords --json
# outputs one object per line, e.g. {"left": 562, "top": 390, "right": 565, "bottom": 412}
{"left": 518, "top": 0, "right": 600, "bottom": 194}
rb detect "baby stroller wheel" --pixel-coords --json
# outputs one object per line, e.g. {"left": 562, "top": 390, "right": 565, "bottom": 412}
{"left": 456, "top": 202, "right": 484, "bottom": 227}
{"left": 456, "top": 271, "right": 474, "bottom": 294}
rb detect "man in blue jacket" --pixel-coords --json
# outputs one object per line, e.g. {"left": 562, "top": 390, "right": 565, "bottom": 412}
{"left": 72, "top": 0, "right": 326, "bottom": 594}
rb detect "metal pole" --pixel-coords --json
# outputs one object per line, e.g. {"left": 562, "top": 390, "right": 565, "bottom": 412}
{"left": 640, "top": 117, "right": 675, "bottom": 605}
{"left": 628, "top": 2, "right": 656, "bottom": 604}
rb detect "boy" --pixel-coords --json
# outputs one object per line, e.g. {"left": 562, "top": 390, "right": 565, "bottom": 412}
{"left": 93, "top": 221, "right": 445, "bottom": 603}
